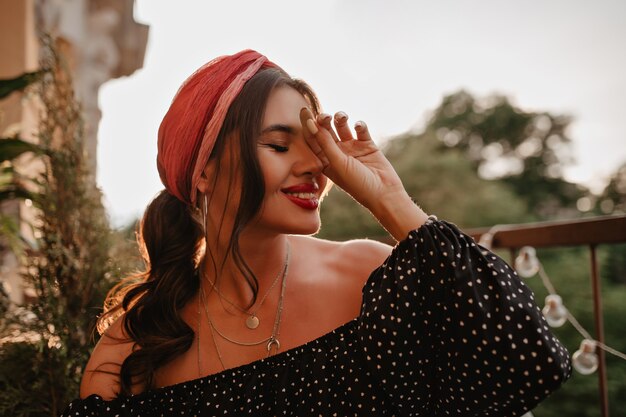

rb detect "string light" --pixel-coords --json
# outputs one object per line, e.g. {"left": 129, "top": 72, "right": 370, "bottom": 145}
{"left": 478, "top": 227, "right": 626, "bottom": 376}
{"left": 542, "top": 295, "right": 567, "bottom": 328}
{"left": 572, "top": 339, "right": 599, "bottom": 375}
{"left": 514, "top": 246, "right": 540, "bottom": 278}
{"left": 520, "top": 248, "right": 626, "bottom": 374}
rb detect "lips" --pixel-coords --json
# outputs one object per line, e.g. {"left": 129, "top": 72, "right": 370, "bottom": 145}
{"left": 281, "top": 183, "right": 320, "bottom": 210}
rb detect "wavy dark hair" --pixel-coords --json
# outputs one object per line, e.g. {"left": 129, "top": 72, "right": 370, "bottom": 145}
{"left": 96, "top": 67, "right": 320, "bottom": 396}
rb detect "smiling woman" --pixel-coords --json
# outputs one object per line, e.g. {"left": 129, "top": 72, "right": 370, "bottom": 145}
{"left": 61, "top": 49, "right": 571, "bottom": 416}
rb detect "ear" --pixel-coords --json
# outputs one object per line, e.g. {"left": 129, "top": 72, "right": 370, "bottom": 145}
{"left": 197, "top": 176, "right": 210, "bottom": 195}
{"left": 196, "top": 163, "right": 216, "bottom": 195}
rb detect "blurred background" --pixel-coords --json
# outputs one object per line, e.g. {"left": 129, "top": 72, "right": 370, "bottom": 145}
{"left": 97, "top": 0, "right": 626, "bottom": 227}
{"left": 0, "top": 0, "right": 624, "bottom": 416}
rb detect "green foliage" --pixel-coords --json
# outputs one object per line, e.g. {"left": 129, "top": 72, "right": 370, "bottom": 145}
{"left": 320, "top": 90, "right": 626, "bottom": 416}
{"left": 319, "top": 187, "right": 386, "bottom": 240}
{"left": 0, "top": 341, "right": 72, "bottom": 416}
{"left": 0, "top": 66, "right": 44, "bottom": 256}
{"left": 0, "top": 36, "right": 118, "bottom": 416}
{"left": 385, "top": 131, "right": 531, "bottom": 227}
{"left": 0, "top": 212, "right": 24, "bottom": 254}
{"left": 0, "top": 70, "right": 43, "bottom": 100}
{"left": 427, "top": 90, "right": 585, "bottom": 218}
{"left": 0, "top": 136, "right": 43, "bottom": 162}
{"left": 319, "top": 127, "right": 531, "bottom": 240}
{"left": 522, "top": 246, "right": 626, "bottom": 416}
{"left": 595, "top": 163, "right": 626, "bottom": 215}
{"left": 0, "top": 137, "right": 41, "bottom": 205}
{"left": 603, "top": 243, "right": 626, "bottom": 285}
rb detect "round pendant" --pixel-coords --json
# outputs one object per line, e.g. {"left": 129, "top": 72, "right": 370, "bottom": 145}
{"left": 267, "top": 338, "right": 280, "bottom": 352}
{"left": 246, "top": 315, "right": 260, "bottom": 329}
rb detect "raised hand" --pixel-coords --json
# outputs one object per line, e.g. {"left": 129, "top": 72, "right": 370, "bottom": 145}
{"left": 299, "top": 108, "right": 428, "bottom": 240}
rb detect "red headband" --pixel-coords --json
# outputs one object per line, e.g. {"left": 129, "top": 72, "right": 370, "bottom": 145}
{"left": 157, "top": 49, "right": 280, "bottom": 206}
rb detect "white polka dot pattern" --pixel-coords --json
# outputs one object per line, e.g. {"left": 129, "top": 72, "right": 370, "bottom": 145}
{"left": 61, "top": 220, "right": 571, "bottom": 416}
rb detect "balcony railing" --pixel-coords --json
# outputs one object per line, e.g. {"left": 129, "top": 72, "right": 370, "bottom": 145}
{"left": 467, "top": 214, "right": 626, "bottom": 417}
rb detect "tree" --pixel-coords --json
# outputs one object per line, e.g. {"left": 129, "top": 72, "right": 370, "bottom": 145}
{"left": 595, "top": 163, "right": 626, "bottom": 285}
{"left": 426, "top": 90, "right": 585, "bottom": 219}
{"left": 319, "top": 128, "right": 530, "bottom": 241}
{"left": 596, "top": 163, "right": 626, "bottom": 215}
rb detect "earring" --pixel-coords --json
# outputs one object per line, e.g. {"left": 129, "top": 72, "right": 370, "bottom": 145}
{"left": 203, "top": 193, "right": 208, "bottom": 234}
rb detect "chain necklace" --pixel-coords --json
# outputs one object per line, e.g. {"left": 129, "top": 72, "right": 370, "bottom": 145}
{"left": 204, "top": 244, "right": 287, "bottom": 330}
{"left": 202, "top": 192, "right": 287, "bottom": 330}
{"left": 197, "top": 241, "right": 290, "bottom": 373}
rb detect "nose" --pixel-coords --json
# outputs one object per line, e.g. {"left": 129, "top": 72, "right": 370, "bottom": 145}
{"left": 293, "top": 139, "right": 324, "bottom": 177}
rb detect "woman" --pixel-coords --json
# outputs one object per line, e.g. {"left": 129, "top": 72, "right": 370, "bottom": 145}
{"left": 62, "top": 50, "right": 571, "bottom": 416}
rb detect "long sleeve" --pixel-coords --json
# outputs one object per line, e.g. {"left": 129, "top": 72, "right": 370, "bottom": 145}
{"left": 357, "top": 219, "right": 571, "bottom": 416}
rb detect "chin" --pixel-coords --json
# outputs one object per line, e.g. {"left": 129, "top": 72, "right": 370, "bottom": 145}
{"left": 270, "top": 214, "right": 321, "bottom": 236}
{"left": 286, "top": 219, "right": 321, "bottom": 236}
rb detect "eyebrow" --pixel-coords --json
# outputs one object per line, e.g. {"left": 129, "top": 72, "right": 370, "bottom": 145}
{"left": 260, "top": 124, "right": 297, "bottom": 135}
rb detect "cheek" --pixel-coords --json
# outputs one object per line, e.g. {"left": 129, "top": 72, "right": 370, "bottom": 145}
{"left": 258, "top": 154, "right": 283, "bottom": 192}
{"left": 319, "top": 174, "right": 332, "bottom": 200}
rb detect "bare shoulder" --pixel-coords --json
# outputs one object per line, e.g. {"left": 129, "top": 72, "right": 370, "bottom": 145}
{"left": 80, "top": 315, "right": 134, "bottom": 400}
{"left": 293, "top": 234, "right": 392, "bottom": 282}
{"left": 337, "top": 238, "right": 393, "bottom": 277}
{"left": 289, "top": 235, "right": 393, "bottom": 325}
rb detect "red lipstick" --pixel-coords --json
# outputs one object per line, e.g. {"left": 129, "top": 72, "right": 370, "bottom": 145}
{"left": 281, "top": 183, "right": 320, "bottom": 210}
{"left": 281, "top": 183, "right": 319, "bottom": 193}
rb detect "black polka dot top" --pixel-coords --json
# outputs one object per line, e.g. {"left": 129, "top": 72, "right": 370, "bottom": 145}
{"left": 61, "top": 219, "right": 571, "bottom": 416}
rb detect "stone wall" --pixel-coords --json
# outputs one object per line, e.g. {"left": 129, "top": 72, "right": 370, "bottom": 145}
{"left": 0, "top": 0, "right": 148, "bottom": 304}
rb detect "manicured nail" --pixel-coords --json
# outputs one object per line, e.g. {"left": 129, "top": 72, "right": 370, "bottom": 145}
{"left": 354, "top": 121, "right": 366, "bottom": 131}
{"left": 306, "top": 118, "right": 318, "bottom": 134}
{"left": 335, "top": 111, "right": 348, "bottom": 123}
{"left": 318, "top": 113, "right": 332, "bottom": 124}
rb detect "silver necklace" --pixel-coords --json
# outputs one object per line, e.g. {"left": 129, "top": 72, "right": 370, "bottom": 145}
{"left": 204, "top": 245, "right": 287, "bottom": 330}
{"left": 198, "top": 242, "right": 290, "bottom": 372}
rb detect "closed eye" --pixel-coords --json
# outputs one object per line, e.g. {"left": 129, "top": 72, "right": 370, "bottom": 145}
{"left": 265, "top": 144, "right": 289, "bottom": 153}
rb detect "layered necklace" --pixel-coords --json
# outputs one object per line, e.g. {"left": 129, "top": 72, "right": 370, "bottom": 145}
{"left": 204, "top": 247, "right": 288, "bottom": 330}
{"left": 197, "top": 241, "right": 290, "bottom": 373}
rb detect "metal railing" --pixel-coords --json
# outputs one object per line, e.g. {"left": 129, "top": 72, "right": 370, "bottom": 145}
{"left": 467, "top": 214, "right": 626, "bottom": 417}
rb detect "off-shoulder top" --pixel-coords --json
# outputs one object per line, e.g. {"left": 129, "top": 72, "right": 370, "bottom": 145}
{"left": 61, "top": 219, "right": 571, "bottom": 416}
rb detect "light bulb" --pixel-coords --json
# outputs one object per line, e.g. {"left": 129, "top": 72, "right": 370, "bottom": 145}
{"left": 478, "top": 233, "right": 493, "bottom": 249}
{"left": 573, "top": 339, "right": 599, "bottom": 375}
{"left": 514, "top": 246, "right": 540, "bottom": 278}
{"left": 542, "top": 294, "right": 567, "bottom": 328}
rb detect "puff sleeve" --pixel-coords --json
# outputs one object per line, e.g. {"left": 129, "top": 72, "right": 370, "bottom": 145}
{"left": 357, "top": 219, "right": 571, "bottom": 416}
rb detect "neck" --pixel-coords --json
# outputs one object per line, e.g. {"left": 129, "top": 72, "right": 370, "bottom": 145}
{"left": 201, "top": 229, "right": 290, "bottom": 309}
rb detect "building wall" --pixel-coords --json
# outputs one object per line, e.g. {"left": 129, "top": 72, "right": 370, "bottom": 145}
{"left": 0, "top": 0, "right": 39, "bottom": 304}
{"left": 0, "top": 0, "right": 148, "bottom": 304}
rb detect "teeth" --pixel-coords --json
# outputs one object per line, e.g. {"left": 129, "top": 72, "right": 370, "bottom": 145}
{"left": 285, "top": 192, "right": 316, "bottom": 199}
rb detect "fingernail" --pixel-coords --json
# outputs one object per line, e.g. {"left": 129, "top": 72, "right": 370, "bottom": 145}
{"left": 318, "top": 113, "right": 332, "bottom": 124}
{"left": 354, "top": 121, "right": 366, "bottom": 131}
{"left": 306, "top": 118, "right": 319, "bottom": 134}
{"left": 335, "top": 111, "right": 348, "bottom": 124}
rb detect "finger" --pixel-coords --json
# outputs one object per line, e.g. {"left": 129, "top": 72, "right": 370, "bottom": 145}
{"left": 300, "top": 111, "right": 332, "bottom": 168}
{"left": 303, "top": 119, "right": 331, "bottom": 168}
{"left": 300, "top": 107, "right": 324, "bottom": 155}
{"left": 317, "top": 113, "right": 339, "bottom": 143}
{"left": 354, "top": 120, "right": 373, "bottom": 142}
{"left": 333, "top": 111, "right": 355, "bottom": 142}
{"left": 304, "top": 116, "right": 346, "bottom": 166}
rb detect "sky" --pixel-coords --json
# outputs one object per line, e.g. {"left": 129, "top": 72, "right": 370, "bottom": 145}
{"left": 97, "top": 0, "right": 626, "bottom": 227}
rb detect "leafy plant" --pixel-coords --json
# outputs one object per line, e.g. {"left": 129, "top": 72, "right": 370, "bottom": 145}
{"left": 0, "top": 35, "right": 118, "bottom": 416}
